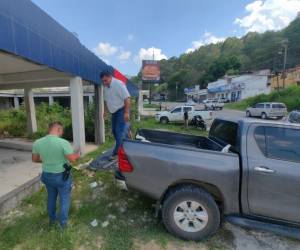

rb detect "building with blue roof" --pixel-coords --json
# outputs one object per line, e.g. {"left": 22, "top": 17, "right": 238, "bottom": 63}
{"left": 0, "top": 0, "right": 138, "bottom": 151}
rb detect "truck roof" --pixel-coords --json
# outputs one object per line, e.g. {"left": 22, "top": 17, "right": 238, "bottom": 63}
{"left": 216, "top": 117, "right": 300, "bottom": 128}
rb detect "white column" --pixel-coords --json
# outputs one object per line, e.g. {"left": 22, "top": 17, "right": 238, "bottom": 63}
{"left": 49, "top": 95, "right": 54, "bottom": 105}
{"left": 88, "top": 94, "right": 93, "bottom": 104}
{"left": 24, "top": 88, "right": 37, "bottom": 134}
{"left": 70, "top": 77, "right": 86, "bottom": 153}
{"left": 13, "top": 96, "right": 19, "bottom": 109}
{"left": 94, "top": 84, "right": 105, "bottom": 144}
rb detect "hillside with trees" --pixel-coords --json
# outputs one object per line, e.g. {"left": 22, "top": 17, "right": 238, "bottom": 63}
{"left": 134, "top": 18, "right": 300, "bottom": 101}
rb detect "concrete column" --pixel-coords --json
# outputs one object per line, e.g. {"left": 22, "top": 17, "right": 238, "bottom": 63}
{"left": 24, "top": 88, "right": 37, "bottom": 134}
{"left": 94, "top": 84, "right": 105, "bottom": 144}
{"left": 70, "top": 77, "right": 86, "bottom": 153}
{"left": 49, "top": 95, "right": 54, "bottom": 105}
{"left": 13, "top": 96, "right": 19, "bottom": 109}
{"left": 88, "top": 94, "right": 93, "bottom": 104}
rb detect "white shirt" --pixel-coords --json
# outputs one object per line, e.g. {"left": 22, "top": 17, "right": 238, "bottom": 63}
{"left": 104, "top": 78, "right": 130, "bottom": 113}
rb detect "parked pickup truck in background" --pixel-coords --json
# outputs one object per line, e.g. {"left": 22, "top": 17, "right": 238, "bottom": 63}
{"left": 155, "top": 105, "right": 212, "bottom": 124}
{"left": 116, "top": 118, "right": 300, "bottom": 241}
{"left": 203, "top": 99, "right": 224, "bottom": 110}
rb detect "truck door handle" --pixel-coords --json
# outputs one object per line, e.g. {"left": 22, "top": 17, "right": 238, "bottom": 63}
{"left": 254, "top": 166, "right": 275, "bottom": 173}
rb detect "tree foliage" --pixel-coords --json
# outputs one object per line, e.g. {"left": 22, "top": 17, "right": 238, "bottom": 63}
{"left": 134, "top": 18, "right": 300, "bottom": 101}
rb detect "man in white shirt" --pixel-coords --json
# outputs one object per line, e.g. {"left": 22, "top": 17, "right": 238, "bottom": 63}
{"left": 101, "top": 71, "right": 131, "bottom": 160}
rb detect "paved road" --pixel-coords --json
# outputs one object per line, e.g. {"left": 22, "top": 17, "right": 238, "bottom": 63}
{"left": 212, "top": 108, "right": 245, "bottom": 120}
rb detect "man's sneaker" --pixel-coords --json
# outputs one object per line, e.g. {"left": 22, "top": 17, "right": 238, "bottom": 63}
{"left": 109, "top": 154, "right": 118, "bottom": 161}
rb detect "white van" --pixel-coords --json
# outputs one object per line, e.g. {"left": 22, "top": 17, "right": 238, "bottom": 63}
{"left": 246, "top": 102, "right": 287, "bottom": 119}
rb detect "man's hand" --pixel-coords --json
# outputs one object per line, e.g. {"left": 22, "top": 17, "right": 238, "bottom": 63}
{"left": 124, "top": 111, "right": 130, "bottom": 122}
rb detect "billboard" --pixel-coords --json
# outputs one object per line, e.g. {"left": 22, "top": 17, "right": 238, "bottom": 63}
{"left": 142, "top": 60, "right": 160, "bottom": 82}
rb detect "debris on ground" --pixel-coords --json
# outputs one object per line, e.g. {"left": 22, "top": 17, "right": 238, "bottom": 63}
{"left": 90, "top": 219, "right": 98, "bottom": 227}
{"left": 73, "top": 158, "right": 94, "bottom": 170}
{"left": 101, "top": 221, "right": 109, "bottom": 228}
{"left": 89, "top": 182, "right": 98, "bottom": 188}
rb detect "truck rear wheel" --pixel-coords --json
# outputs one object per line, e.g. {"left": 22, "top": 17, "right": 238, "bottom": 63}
{"left": 162, "top": 186, "right": 220, "bottom": 241}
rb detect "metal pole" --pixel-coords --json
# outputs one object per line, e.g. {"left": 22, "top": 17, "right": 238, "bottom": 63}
{"left": 281, "top": 39, "right": 288, "bottom": 89}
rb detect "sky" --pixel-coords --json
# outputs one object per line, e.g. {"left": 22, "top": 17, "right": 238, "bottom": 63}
{"left": 31, "top": 0, "right": 300, "bottom": 76}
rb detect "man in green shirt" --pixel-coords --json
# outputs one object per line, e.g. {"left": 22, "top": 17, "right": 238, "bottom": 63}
{"left": 32, "top": 122, "right": 80, "bottom": 228}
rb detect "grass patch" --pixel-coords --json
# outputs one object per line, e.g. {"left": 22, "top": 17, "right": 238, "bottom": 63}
{"left": 225, "top": 85, "right": 300, "bottom": 112}
{"left": 143, "top": 103, "right": 159, "bottom": 109}
{"left": 0, "top": 118, "right": 228, "bottom": 250}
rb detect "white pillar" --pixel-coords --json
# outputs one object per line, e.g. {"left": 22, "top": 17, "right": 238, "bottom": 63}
{"left": 88, "top": 94, "right": 93, "bottom": 104}
{"left": 13, "top": 96, "right": 19, "bottom": 109}
{"left": 95, "top": 84, "right": 105, "bottom": 144}
{"left": 24, "top": 88, "right": 37, "bottom": 134}
{"left": 70, "top": 77, "right": 86, "bottom": 153}
{"left": 49, "top": 95, "right": 54, "bottom": 105}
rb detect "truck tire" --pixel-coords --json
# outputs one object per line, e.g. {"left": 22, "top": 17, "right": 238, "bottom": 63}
{"left": 162, "top": 186, "right": 220, "bottom": 241}
{"left": 261, "top": 112, "right": 267, "bottom": 119}
{"left": 246, "top": 111, "right": 251, "bottom": 117}
{"left": 160, "top": 117, "right": 169, "bottom": 124}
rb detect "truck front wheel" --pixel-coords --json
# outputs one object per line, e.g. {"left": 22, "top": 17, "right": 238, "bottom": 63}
{"left": 162, "top": 186, "right": 220, "bottom": 241}
{"left": 160, "top": 117, "right": 169, "bottom": 124}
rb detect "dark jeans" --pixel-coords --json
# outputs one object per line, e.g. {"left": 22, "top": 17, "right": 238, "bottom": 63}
{"left": 111, "top": 107, "right": 130, "bottom": 155}
{"left": 41, "top": 172, "right": 72, "bottom": 227}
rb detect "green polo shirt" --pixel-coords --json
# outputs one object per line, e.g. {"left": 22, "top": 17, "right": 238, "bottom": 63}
{"left": 32, "top": 135, "right": 73, "bottom": 173}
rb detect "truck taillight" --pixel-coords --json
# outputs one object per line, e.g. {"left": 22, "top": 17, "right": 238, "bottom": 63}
{"left": 118, "top": 146, "right": 133, "bottom": 172}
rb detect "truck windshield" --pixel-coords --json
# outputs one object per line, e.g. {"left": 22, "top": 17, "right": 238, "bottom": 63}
{"left": 209, "top": 120, "right": 238, "bottom": 149}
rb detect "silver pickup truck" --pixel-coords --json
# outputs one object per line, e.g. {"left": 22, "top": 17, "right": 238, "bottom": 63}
{"left": 116, "top": 118, "right": 300, "bottom": 241}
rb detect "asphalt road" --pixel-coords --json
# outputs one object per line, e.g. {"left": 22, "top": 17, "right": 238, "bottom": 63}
{"left": 212, "top": 108, "right": 245, "bottom": 120}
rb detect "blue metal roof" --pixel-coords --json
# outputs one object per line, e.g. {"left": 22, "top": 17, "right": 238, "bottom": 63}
{"left": 0, "top": 0, "right": 138, "bottom": 96}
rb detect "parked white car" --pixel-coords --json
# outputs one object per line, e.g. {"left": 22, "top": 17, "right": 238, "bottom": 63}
{"left": 155, "top": 105, "right": 212, "bottom": 124}
{"left": 203, "top": 99, "right": 224, "bottom": 110}
{"left": 246, "top": 102, "right": 287, "bottom": 119}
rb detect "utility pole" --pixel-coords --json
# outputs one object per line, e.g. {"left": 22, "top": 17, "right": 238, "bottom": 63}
{"left": 175, "top": 82, "right": 178, "bottom": 101}
{"left": 281, "top": 39, "right": 288, "bottom": 89}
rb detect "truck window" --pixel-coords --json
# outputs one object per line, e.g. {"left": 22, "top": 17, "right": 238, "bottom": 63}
{"left": 209, "top": 120, "right": 238, "bottom": 148}
{"left": 183, "top": 107, "right": 192, "bottom": 112}
{"left": 254, "top": 126, "right": 300, "bottom": 163}
{"left": 171, "top": 107, "right": 181, "bottom": 113}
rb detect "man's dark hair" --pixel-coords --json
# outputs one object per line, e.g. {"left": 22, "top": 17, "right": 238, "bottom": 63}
{"left": 100, "top": 70, "right": 113, "bottom": 79}
{"left": 49, "top": 121, "right": 63, "bottom": 130}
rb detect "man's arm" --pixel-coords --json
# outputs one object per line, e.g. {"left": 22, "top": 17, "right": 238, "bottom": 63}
{"left": 124, "top": 97, "right": 131, "bottom": 122}
{"left": 32, "top": 153, "right": 42, "bottom": 163}
{"left": 65, "top": 153, "right": 80, "bottom": 163}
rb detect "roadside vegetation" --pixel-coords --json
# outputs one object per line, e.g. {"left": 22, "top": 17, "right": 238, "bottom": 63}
{"left": 225, "top": 85, "right": 300, "bottom": 111}
{"left": 143, "top": 103, "right": 160, "bottom": 109}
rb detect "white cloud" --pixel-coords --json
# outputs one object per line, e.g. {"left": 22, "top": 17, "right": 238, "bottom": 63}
{"left": 118, "top": 50, "right": 132, "bottom": 61}
{"left": 94, "top": 42, "right": 118, "bottom": 57}
{"left": 186, "top": 32, "right": 225, "bottom": 53}
{"left": 134, "top": 47, "right": 167, "bottom": 65}
{"left": 235, "top": 0, "right": 300, "bottom": 33}
{"left": 127, "top": 34, "right": 134, "bottom": 41}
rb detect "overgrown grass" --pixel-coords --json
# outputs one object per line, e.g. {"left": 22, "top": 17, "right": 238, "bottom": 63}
{"left": 225, "top": 85, "right": 300, "bottom": 111}
{"left": 0, "top": 118, "right": 233, "bottom": 250}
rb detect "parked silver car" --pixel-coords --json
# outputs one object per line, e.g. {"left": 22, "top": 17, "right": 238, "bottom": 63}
{"left": 246, "top": 102, "right": 287, "bottom": 119}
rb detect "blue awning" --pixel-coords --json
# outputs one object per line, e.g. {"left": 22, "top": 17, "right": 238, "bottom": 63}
{"left": 0, "top": 0, "right": 138, "bottom": 96}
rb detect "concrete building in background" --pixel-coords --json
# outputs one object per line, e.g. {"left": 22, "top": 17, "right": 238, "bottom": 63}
{"left": 0, "top": 0, "right": 138, "bottom": 152}
{"left": 271, "top": 66, "right": 300, "bottom": 90}
{"left": 207, "top": 70, "right": 272, "bottom": 102}
{"left": 0, "top": 87, "right": 95, "bottom": 110}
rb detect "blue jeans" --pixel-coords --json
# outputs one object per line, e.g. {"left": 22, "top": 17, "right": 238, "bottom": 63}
{"left": 41, "top": 172, "right": 72, "bottom": 227}
{"left": 111, "top": 107, "right": 130, "bottom": 155}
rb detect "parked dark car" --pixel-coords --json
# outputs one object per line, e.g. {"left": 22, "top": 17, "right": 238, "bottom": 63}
{"left": 116, "top": 118, "right": 300, "bottom": 241}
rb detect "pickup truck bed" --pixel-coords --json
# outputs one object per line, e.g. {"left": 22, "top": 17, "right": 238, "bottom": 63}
{"left": 123, "top": 129, "right": 240, "bottom": 214}
{"left": 137, "top": 129, "right": 223, "bottom": 151}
